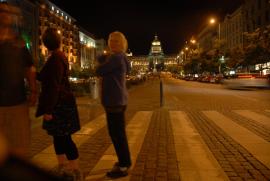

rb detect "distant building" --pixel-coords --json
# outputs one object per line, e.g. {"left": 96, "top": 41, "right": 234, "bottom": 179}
{"left": 243, "top": 0, "right": 270, "bottom": 33}
{"left": 79, "top": 28, "right": 96, "bottom": 69}
{"left": 95, "top": 39, "right": 107, "bottom": 57}
{"left": 197, "top": 26, "right": 216, "bottom": 53}
{"left": 221, "top": 6, "right": 245, "bottom": 50}
{"left": 38, "top": 0, "right": 80, "bottom": 68}
{"left": 129, "top": 35, "right": 177, "bottom": 73}
{"left": 148, "top": 35, "right": 165, "bottom": 71}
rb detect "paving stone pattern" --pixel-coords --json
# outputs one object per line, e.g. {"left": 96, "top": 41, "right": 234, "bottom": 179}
{"left": 187, "top": 109, "right": 270, "bottom": 181}
{"left": 222, "top": 110, "right": 270, "bottom": 142}
{"left": 130, "top": 109, "right": 180, "bottom": 181}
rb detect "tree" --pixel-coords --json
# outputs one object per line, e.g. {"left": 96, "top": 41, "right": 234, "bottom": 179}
{"left": 227, "top": 47, "right": 244, "bottom": 69}
{"left": 243, "top": 28, "right": 270, "bottom": 72}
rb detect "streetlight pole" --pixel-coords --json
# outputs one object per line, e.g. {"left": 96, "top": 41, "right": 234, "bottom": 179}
{"left": 210, "top": 18, "right": 221, "bottom": 74}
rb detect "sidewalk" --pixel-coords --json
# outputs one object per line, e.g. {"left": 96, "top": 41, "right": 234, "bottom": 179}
{"left": 29, "top": 80, "right": 270, "bottom": 180}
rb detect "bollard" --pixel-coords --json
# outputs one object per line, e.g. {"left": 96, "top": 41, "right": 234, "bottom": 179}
{"left": 160, "top": 78, "right": 163, "bottom": 107}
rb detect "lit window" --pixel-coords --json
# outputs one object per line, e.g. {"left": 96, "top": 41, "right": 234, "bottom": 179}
{"left": 51, "top": 6, "right": 54, "bottom": 11}
{"left": 61, "top": 12, "right": 63, "bottom": 16}
{"left": 56, "top": 10, "right": 59, "bottom": 14}
{"left": 65, "top": 16, "right": 68, "bottom": 20}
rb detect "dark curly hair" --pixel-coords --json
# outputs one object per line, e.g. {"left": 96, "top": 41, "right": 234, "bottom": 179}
{"left": 42, "top": 28, "right": 61, "bottom": 51}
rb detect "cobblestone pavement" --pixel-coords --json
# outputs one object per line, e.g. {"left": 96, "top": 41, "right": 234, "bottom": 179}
{"left": 29, "top": 78, "right": 270, "bottom": 180}
{"left": 164, "top": 78, "right": 270, "bottom": 180}
{"left": 130, "top": 109, "right": 180, "bottom": 181}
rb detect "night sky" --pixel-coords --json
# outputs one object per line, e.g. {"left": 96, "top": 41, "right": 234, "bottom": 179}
{"left": 50, "top": 0, "right": 244, "bottom": 55}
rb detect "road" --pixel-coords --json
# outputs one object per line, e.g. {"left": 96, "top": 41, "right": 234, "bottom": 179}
{"left": 163, "top": 78, "right": 270, "bottom": 110}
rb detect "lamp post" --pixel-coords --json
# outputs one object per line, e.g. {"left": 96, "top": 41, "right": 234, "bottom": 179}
{"left": 209, "top": 18, "right": 222, "bottom": 74}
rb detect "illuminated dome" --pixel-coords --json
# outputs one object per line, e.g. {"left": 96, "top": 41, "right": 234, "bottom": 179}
{"left": 150, "top": 35, "right": 163, "bottom": 54}
{"left": 148, "top": 34, "right": 165, "bottom": 71}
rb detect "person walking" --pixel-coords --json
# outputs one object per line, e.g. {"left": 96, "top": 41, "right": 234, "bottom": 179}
{"left": 0, "top": 2, "right": 37, "bottom": 158}
{"left": 35, "top": 28, "right": 82, "bottom": 181}
{"left": 96, "top": 31, "right": 131, "bottom": 178}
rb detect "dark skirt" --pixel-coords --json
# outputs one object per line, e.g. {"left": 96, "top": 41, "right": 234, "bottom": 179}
{"left": 42, "top": 101, "right": 80, "bottom": 136}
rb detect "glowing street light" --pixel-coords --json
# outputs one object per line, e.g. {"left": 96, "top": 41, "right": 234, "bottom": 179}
{"left": 190, "top": 39, "right": 196, "bottom": 44}
{"left": 209, "top": 18, "right": 216, "bottom": 24}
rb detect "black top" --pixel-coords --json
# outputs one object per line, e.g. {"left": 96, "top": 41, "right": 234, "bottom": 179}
{"left": 36, "top": 51, "right": 69, "bottom": 117}
{"left": 0, "top": 40, "right": 33, "bottom": 106}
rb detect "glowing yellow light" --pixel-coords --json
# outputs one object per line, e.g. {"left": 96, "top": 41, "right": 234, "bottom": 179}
{"left": 57, "top": 30, "right": 61, "bottom": 34}
{"left": 190, "top": 39, "right": 196, "bottom": 44}
{"left": 209, "top": 18, "right": 216, "bottom": 24}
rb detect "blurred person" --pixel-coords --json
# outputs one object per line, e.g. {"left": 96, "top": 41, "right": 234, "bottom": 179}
{"left": 35, "top": 28, "right": 82, "bottom": 181}
{"left": 0, "top": 133, "right": 66, "bottom": 181}
{"left": 0, "top": 2, "right": 37, "bottom": 157}
{"left": 96, "top": 31, "right": 131, "bottom": 178}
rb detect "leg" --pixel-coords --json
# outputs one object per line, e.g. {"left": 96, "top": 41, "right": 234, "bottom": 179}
{"left": 53, "top": 136, "right": 67, "bottom": 166}
{"left": 62, "top": 135, "right": 83, "bottom": 180}
{"left": 63, "top": 135, "right": 79, "bottom": 170}
{"left": 106, "top": 110, "right": 131, "bottom": 167}
{"left": 0, "top": 104, "right": 30, "bottom": 158}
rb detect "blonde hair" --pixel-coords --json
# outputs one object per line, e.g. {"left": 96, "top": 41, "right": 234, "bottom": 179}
{"left": 108, "top": 31, "right": 128, "bottom": 53}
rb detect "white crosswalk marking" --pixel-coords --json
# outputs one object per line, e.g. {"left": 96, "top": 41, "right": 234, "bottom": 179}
{"left": 31, "top": 114, "right": 107, "bottom": 169}
{"left": 85, "top": 111, "right": 153, "bottom": 181}
{"left": 203, "top": 111, "right": 270, "bottom": 169}
{"left": 234, "top": 110, "right": 270, "bottom": 129}
{"left": 170, "top": 111, "right": 229, "bottom": 181}
{"left": 30, "top": 109, "right": 270, "bottom": 179}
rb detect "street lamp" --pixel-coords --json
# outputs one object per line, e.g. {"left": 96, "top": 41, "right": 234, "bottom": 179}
{"left": 209, "top": 17, "right": 222, "bottom": 73}
{"left": 209, "top": 18, "right": 220, "bottom": 41}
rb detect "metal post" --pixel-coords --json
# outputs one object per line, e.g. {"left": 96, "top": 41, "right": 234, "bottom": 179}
{"left": 160, "top": 76, "right": 163, "bottom": 107}
{"left": 218, "top": 23, "right": 221, "bottom": 74}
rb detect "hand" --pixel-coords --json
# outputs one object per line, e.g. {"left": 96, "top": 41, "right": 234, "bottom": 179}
{"left": 43, "top": 114, "right": 53, "bottom": 121}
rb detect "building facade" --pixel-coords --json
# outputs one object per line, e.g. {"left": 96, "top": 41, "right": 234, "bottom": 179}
{"left": 148, "top": 35, "right": 165, "bottom": 71}
{"left": 79, "top": 29, "right": 96, "bottom": 69}
{"left": 38, "top": 0, "right": 80, "bottom": 69}
{"left": 221, "top": 6, "right": 245, "bottom": 50}
{"left": 197, "top": 26, "right": 216, "bottom": 53}
{"left": 243, "top": 0, "right": 270, "bottom": 33}
{"left": 95, "top": 39, "right": 107, "bottom": 57}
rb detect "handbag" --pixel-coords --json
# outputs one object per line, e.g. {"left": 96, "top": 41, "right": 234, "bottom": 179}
{"left": 42, "top": 102, "right": 80, "bottom": 136}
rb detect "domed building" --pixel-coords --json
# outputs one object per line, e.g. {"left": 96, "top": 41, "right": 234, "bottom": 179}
{"left": 148, "top": 35, "right": 165, "bottom": 71}
{"left": 128, "top": 35, "right": 178, "bottom": 73}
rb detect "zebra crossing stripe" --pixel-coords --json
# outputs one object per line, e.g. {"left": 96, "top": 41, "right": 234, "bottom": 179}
{"left": 203, "top": 111, "right": 270, "bottom": 169}
{"left": 31, "top": 114, "right": 106, "bottom": 170}
{"left": 85, "top": 111, "right": 153, "bottom": 180}
{"left": 170, "top": 111, "right": 229, "bottom": 181}
{"left": 233, "top": 110, "right": 270, "bottom": 129}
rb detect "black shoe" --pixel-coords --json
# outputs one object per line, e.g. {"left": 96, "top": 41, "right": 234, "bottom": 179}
{"left": 106, "top": 162, "right": 128, "bottom": 178}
